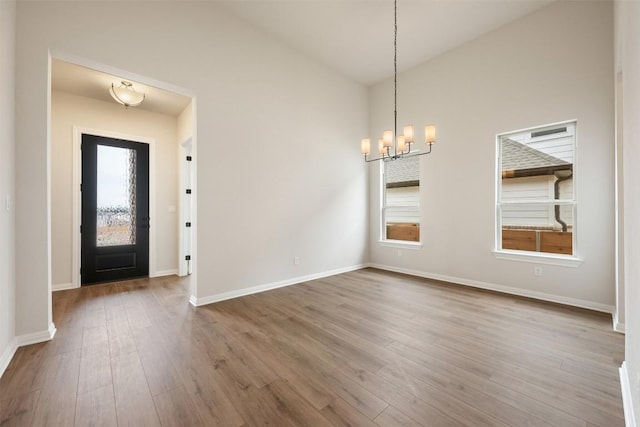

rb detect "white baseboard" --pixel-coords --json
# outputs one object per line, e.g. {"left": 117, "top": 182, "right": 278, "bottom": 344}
{"left": 189, "top": 294, "right": 198, "bottom": 307}
{"left": 620, "top": 362, "right": 637, "bottom": 427}
{"left": 2, "top": 323, "right": 57, "bottom": 378}
{"left": 0, "top": 338, "right": 18, "bottom": 378}
{"left": 52, "top": 282, "right": 77, "bottom": 292}
{"left": 191, "top": 264, "right": 366, "bottom": 307}
{"left": 613, "top": 312, "right": 626, "bottom": 333}
{"left": 152, "top": 269, "right": 179, "bottom": 278}
{"left": 16, "top": 322, "right": 57, "bottom": 347}
{"left": 368, "top": 263, "right": 615, "bottom": 314}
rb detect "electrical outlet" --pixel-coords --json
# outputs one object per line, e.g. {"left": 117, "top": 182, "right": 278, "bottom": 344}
{"left": 534, "top": 266, "right": 543, "bottom": 277}
{"left": 294, "top": 256, "right": 300, "bottom": 265}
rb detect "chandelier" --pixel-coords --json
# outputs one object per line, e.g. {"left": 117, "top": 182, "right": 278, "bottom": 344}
{"left": 361, "top": 0, "right": 436, "bottom": 162}
{"left": 109, "top": 80, "right": 145, "bottom": 108}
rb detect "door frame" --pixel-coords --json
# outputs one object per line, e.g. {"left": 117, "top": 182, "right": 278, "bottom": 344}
{"left": 72, "top": 126, "right": 156, "bottom": 288}
{"left": 178, "top": 137, "right": 193, "bottom": 277}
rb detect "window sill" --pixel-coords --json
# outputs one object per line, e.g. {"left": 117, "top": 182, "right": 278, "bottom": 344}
{"left": 379, "top": 240, "right": 423, "bottom": 250}
{"left": 493, "top": 250, "right": 582, "bottom": 267}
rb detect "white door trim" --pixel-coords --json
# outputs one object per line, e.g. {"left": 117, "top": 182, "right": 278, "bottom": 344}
{"left": 72, "top": 126, "right": 157, "bottom": 287}
{"left": 179, "top": 137, "right": 193, "bottom": 277}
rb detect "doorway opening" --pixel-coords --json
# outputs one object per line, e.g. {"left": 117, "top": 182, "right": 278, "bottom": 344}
{"left": 49, "top": 55, "right": 197, "bottom": 298}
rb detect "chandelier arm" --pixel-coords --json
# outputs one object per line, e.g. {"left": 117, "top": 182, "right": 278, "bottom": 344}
{"left": 413, "top": 144, "right": 433, "bottom": 156}
{"left": 364, "top": 155, "right": 384, "bottom": 163}
{"left": 399, "top": 149, "right": 432, "bottom": 160}
{"left": 364, "top": 145, "right": 435, "bottom": 163}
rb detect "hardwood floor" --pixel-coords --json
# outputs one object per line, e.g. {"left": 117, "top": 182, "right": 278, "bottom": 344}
{"left": 0, "top": 268, "right": 625, "bottom": 426}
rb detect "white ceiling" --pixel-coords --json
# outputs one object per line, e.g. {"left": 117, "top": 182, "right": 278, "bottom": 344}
{"left": 51, "top": 0, "right": 554, "bottom": 114}
{"left": 51, "top": 60, "right": 192, "bottom": 117}
{"left": 216, "top": 0, "right": 555, "bottom": 85}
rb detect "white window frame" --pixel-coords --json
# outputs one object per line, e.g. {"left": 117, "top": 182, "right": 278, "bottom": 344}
{"left": 379, "top": 158, "right": 423, "bottom": 249}
{"left": 494, "top": 120, "right": 582, "bottom": 267}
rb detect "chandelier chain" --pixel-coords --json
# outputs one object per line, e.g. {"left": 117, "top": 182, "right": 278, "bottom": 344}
{"left": 394, "top": 0, "right": 398, "bottom": 154}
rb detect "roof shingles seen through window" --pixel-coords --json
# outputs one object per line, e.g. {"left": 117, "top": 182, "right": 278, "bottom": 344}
{"left": 386, "top": 156, "right": 419, "bottom": 188}
{"left": 501, "top": 138, "right": 570, "bottom": 172}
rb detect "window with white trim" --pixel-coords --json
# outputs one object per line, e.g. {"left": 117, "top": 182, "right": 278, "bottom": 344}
{"left": 382, "top": 156, "right": 420, "bottom": 242}
{"left": 497, "top": 121, "right": 576, "bottom": 256}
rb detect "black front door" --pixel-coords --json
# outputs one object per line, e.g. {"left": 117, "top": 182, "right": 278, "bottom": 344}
{"left": 81, "top": 134, "right": 150, "bottom": 285}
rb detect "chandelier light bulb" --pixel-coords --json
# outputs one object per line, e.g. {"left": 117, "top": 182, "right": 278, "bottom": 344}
{"left": 382, "top": 130, "right": 393, "bottom": 148}
{"left": 361, "top": 138, "right": 371, "bottom": 155}
{"left": 425, "top": 124, "right": 436, "bottom": 144}
{"left": 403, "top": 125, "right": 414, "bottom": 143}
{"left": 397, "top": 135, "right": 406, "bottom": 152}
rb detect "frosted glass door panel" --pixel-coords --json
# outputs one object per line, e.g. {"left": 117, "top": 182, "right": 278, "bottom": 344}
{"left": 96, "top": 145, "right": 137, "bottom": 247}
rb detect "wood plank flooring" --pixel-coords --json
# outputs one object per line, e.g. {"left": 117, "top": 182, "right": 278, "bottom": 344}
{"left": 0, "top": 268, "right": 625, "bottom": 426}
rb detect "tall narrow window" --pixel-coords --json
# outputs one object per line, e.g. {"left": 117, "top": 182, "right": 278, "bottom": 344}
{"left": 382, "top": 156, "right": 420, "bottom": 242}
{"left": 96, "top": 145, "right": 137, "bottom": 247}
{"left": 497, "top": 121, "right": 576, "bottom": 256}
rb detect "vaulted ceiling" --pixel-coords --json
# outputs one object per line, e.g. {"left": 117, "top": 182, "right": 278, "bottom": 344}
{"left": 51, "top": 0, "right": 554, "bottom": 115}
{"left": 215, "top": 0, "right": 554, "bottom": 85}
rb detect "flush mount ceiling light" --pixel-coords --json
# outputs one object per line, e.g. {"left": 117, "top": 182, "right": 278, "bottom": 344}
{"left": 109, "top": 80, "right": 145, "bottom": 108}
{"left": 361, "top": 0, "right": 436, "bottom": 162}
